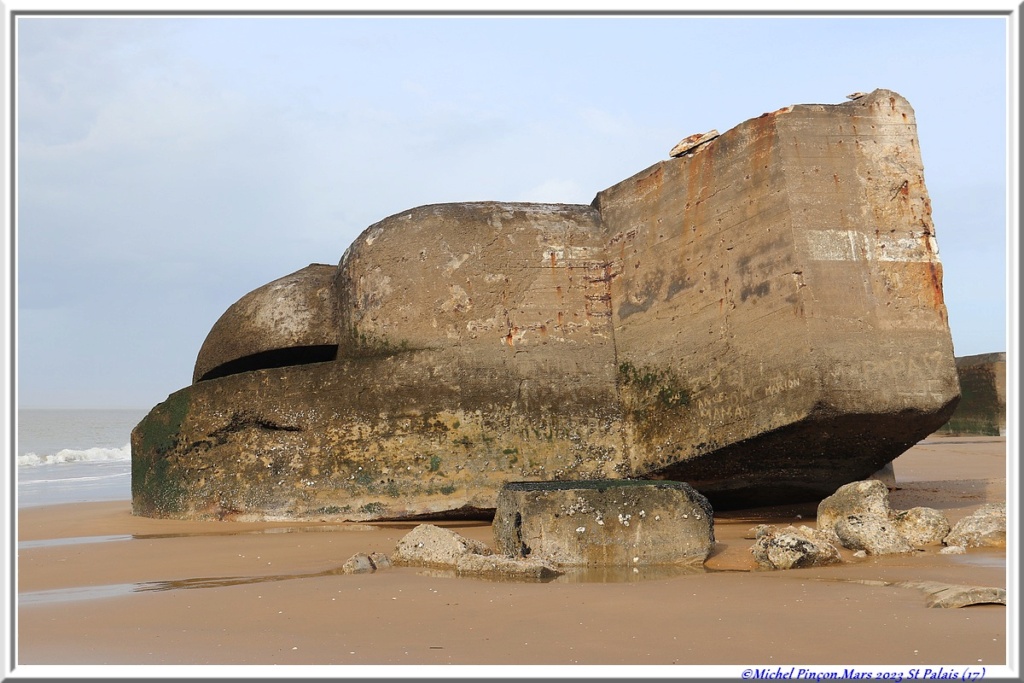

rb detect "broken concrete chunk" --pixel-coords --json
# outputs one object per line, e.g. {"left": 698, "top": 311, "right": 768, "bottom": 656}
{"left": 891, "top": 506, "right": 950, "bottom": 547}
{"left": 817, "top": 479, "right": 950, "bottom": 554}
{"left": 944, "top": 503, "right": 1006, "bottom": 549}
{"left": 834, "top": 515, "right": 915, "bottom": 555}
{"left": 455, "top": 553, "right": 563, "bottom": 580}
{"left": 341, "top": 552, "right": 377, "bottom": 574}
{"left": 669, "top": 129, "right": 719, "bottom": 157}
{"left": 751, "top": 524, "right": 842, "bottom": 570}
{"left": 391, "top": 524, "right": 492, "bottom": 568}
{"left": 368, "top": 551, "right": 392, "bottom": 569}
{"left": 816, "top": 480, "right": 893, "bottom": 535}
{"left": 341, "top": 551, "right": 392, "bottom": 574}
{"left": 493, "top": 480, "right": 714, "bottom": 567}
{"left": 391, "top": 522, "right": 562, "bottom": 580}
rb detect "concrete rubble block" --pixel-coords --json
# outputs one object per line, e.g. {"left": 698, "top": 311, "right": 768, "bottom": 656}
{"left": 391, "top": 523, "right": 492, "bottom": 568}
{"left": 936, "top": 353, "right": 1006, "bottom": 436}
{"left": 341, "top": 552, "right": 377, "bottom": 574}
{"left": 943, "top": 503, "right": 1006, "bottom": 549}
{"left": 368, "top": 552, "right": 392, "bottom": 570}
{"left": 833, "top": 515, "right": 915, "bottom": 555}
{"left": 669, "top": 129, "right": 719, "bottom": 157}
{"left": 341, "top": 551, "right": 393, "bottom": 574}
{"left": 816, "top": 480, "right": 893, "bottom": 534}
{"left": 891, "top": 506, "right": 950, "bottom": 547}
{"left": 816, "top": 479, "right": 949, "bottom": 554}
{"left": 454, "top": 553, "right": 563, "bottom": 580}
{"left": 391, "top": 523, "right": 561, "bottom": 580}
{"left": 751, "top": 524, "right": 842, "bottom": 570}
{"left": 492, "top": 480, "right": 715, "bottom": 567}
{"left": 132, "top": 89, "right": 960, "bottom": 521}
{"left": 939, "top": 545, "right": 967, "bottom": 555}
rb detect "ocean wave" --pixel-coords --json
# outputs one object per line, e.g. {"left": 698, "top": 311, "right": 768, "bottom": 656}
{"left": 18, "top": 444, "right": 131, "bottom": 467}
{"left": 20, "top": 472, "right": 130, "bottom": 485}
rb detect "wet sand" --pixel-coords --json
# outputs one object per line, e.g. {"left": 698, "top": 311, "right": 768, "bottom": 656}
{"left": 16, "top": 436, "right": 1011, "bottom": 671}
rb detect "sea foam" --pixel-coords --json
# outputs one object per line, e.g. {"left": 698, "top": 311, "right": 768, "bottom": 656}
{"left": 17, "top": 444, "right": 131, "bottom": 467}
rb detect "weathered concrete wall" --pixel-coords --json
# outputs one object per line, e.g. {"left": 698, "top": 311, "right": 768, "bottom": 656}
{"left": 134, "top": 348, "right": 626, "bottom": 520}
{"left": 133, "top": 89, "right": 960, "bottom": 520}
{"left": 593, "top": 91, "right": 958, "bottom": 505}
{"left": 935, "top": 353, "right": 1006, "bottom": 436}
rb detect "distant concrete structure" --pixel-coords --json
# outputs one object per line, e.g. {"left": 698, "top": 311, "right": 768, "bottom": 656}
{"left": 935, "top": 353, "right": 1006, "bottom": 436}
{"left": 132, "top": 89, "right": 960, "bottom": 521}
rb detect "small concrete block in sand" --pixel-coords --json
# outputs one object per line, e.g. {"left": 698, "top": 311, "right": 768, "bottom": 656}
{"left": 391, "top": 524, "right": 492, "bottom": 568}
{"left": 341, "top": 551, "right": 392, "bottom": 574}
{"left": 341, "top": 552, "right": 376, "bottom": 574}
{"left": 493, "top": 480, "right": 714, "bottom": 567}
{"left": 391, "top": 523, "right": 561, "bottom": 579}
{"left": 751, "top": 524, "right": 841, "bottom": 570}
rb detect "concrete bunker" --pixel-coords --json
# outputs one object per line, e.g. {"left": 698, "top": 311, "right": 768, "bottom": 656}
{"left": 132, "top": 89, "right": 960, "bottom": 521}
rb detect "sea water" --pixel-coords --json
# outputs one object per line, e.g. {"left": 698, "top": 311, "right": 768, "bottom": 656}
{"left": 16, "top": 408, "right": 148, "bottom": 508}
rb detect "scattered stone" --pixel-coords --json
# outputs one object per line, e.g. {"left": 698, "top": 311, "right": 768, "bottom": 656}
{"left": 340, "top": 551, "right": 392, "bottom": 574}
{"left": 341, "top": 552, "right": 378, "bottom": 574}
{"left": 817, "top": 480, "right": 892, "bottom": 534}
{"left": 833, "top": 515, "right": 915, "bottom": 555}
{"left": 817, "top": 479, "right": 949, "bottom": 555}
{"left": 368, "top": 552, "right": 392, "bottom": 569}
{"left": 751, "top": 524, "right": 842, "bottom": 570}
{"left": 939, "top": 545, "right": 966, "bottom": 555}
{"left": 391, "top": 524, "right": 492, "bottom": 568}
{"left": 455, "top": 553, "right": 562, "bottom": 580}
{"left": 944, "top": 503, "right": 1006, "bottom": 549}
{"left": 846, "top": 91, "right": 868, "bottom": 100}
{"left": 493, "top": 480, "right": 714, "bottom": 567}
{"left": 669, "top": 129, "right": 719, "bottom": 157}
{"left": 390, "top": 523, "right": 561, "bottom": 579}
{"left": 892, "top": 506, "right": 950, "bottom": 546}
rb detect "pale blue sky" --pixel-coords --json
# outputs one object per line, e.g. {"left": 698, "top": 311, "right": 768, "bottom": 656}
{"left": 13, "top": 13, "right": 1011, "bottom": 409}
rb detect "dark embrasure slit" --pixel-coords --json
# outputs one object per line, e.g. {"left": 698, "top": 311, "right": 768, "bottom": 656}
{"left": 196, "top": 345, "right": 339, "bottom": 382}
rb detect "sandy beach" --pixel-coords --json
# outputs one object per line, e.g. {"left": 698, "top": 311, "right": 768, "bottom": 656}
{"left": 15, "top": 435, "right": 1010, "bottom": 672}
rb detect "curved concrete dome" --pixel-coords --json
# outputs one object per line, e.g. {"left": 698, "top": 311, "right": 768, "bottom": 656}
{"left": 193, "top": 263, "right": 340, "bottom": 383}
